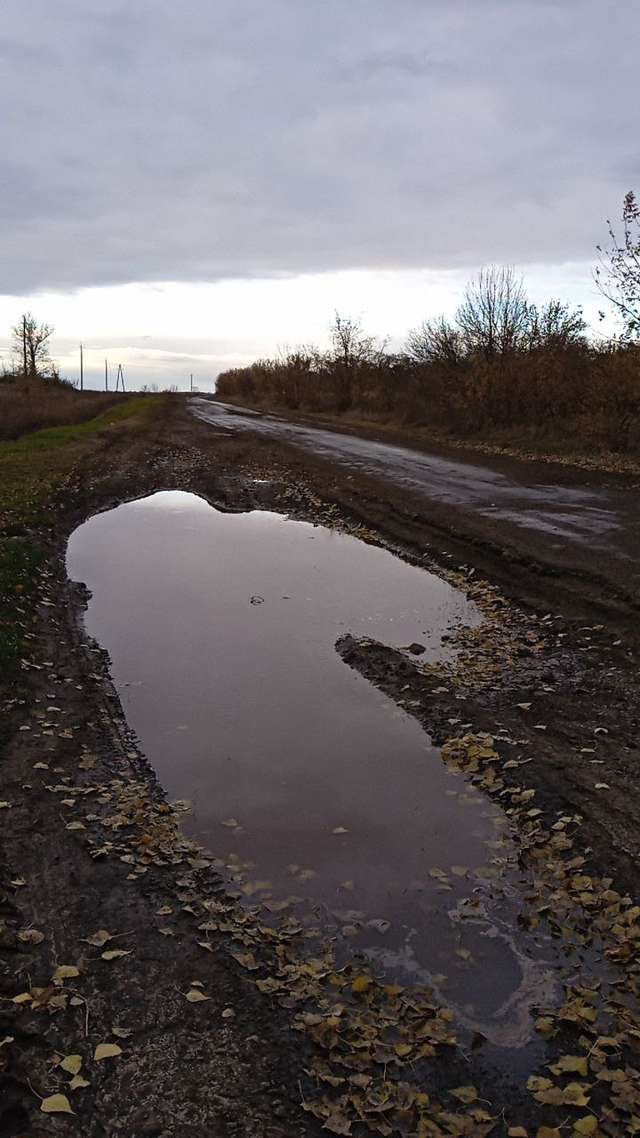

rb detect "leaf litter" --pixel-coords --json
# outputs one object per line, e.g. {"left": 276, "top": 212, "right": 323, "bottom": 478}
{"left": 10, "top": 577, "right": 640, "bottom": 1137}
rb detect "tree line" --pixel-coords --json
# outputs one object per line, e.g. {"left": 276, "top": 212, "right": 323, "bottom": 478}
{"left": 218, "top": 194, "right": 640, "bottom": 453}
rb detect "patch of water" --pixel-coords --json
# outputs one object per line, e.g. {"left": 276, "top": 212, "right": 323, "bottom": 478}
{"left": 67, "top": 491, "right": 559, "bottom": 1044}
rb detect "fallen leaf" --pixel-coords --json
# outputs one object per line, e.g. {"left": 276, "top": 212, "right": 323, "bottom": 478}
{"left": 69, "top": 1074, "right": 90, "bottom": 1090}
{"left": 549, "top": 1055, "right": 588, "bottom": 1077}
{"left": 450, "top": 1085, "right": 478, "bottom": 1104}
{"left": 41, "top": 1094, "right": 74, "bottom": 1114}
{"left": 94, "top": 1042, "right": 122, "bottom": 1060}
{"left": 101, "top": 949, "right": 133, "bottom": 961}
{"left": 59, "top": 1054, "right": 83, "bottom": 1075}
{"left": 82, "top": 929, "right": 113, "bottom": 947}
{"left": 111, "top": 1025, "right": 132, "bottom": 1038}
{"left": 185, "top": 989, "right": 210, "bottom": 1002}
{"left": 17, "top": 929, "right": 45, "bottom": 945}
{"left": 351, "top": 975, "right": 372, "bottom": 994}
{"left": 332, "top": 827, "right": 349, "bottom": 835}
{"left": 573, "top": 1119, "right": 598, "bottom": 1136}
{"left": 221, "top": 817, "right": 239, "bottom": 828}
{"left": 52, "top": 965, "right": 80, "bottom": 981}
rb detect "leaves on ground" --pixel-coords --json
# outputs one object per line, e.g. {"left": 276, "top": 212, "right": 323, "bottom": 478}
{"left": 94, "top": 1042, "right": 123, "bottom": 1060}
{"left": 41, "top": 1094, "right": 74, "bottom": 1114}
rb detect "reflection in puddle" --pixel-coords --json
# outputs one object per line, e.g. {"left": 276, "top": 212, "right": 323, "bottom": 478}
{"left": 67, "top": 491, "right": 558, "bottom": 1044}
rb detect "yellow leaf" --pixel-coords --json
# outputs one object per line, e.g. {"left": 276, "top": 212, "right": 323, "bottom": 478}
{"left": 17, "top": 929, "right": 45, "bottom": 945}
{"left": 101, "top": 949, "right": 133, "bottom": 961}
{"left": 550, "top": 1055, "right": 588, "bottom": 1077}
{"left": 94, "top": 1042, "right": 122, "bottom": 1060}
{"left": 12, "top": 992, "right": 32, "bottom": 1004}
{"left": 536, "top": 1130, "right": 561, "bottom": 1138}
{"left": 41, "top": 1094, "right": 74, "bottom": 1114}
{"left": 59, "top": 1054, "right": 82, "bottom": 1075}
{"left": 69, "top": 1074, "right": 90, "bottom": 1090}
{"left": 450, "top": 1085, "right": 478, "bottom": 1104}
{"left": 563, "top": 1083, "right": 590, "bottom": 1107}
{"left": 52, "top": 964, "right": 80, "bottom": 981}
{"left": 394, "top": 1043, "right": 412, "bottom": 1057}
{"left": 82, "top": 929, "right": 113, "bottom": 947}
{"left": 185, "top": 989, "right": 210, "bottom": 1002}
{"left": 573, "top": 1119, "right": 598, "bottom": 1136}
{"left": 527, "top": 1076, "right": 552, "bottom": 1092}
{"left": 351, "top": 975, "right": 372, "bottom": 994}
{"left": 508, "top": 1129, "right": 529, "bottom": 1137}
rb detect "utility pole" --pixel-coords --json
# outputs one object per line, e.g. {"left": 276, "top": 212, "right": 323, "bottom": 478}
{"left": 190, "top": 373, "right": 193, "bottom": 392}
{"left": 22, "top": 315, "right": 28, "bottom": 378}
{"left": 115, "top": 364, "right": 126, "bottom": 392}
{"left": 79, "top": 344, "right": 84, "bottom": 391}
{"left": 104, "top": 359, "right": 108, "bottom": 392}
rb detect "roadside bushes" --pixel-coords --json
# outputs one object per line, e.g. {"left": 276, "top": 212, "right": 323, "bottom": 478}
{"left": 0, "top": 373, "right": 128, "bottom": 441}
{"left": 217, "top": 268, "right": 640, "bottom": 454}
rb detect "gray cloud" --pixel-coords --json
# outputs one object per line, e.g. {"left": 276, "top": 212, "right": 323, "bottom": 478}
{"left": 1, "top": 0, "right": 637, "bottom": 293}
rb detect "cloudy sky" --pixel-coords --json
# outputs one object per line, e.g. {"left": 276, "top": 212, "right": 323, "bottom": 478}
{"left": 1, "top": 0, "right": 637, "bottom": 389}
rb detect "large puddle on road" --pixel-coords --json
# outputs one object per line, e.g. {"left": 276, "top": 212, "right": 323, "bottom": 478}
{"left": 67, "top": 491, "right": 559, "bottom": 1047}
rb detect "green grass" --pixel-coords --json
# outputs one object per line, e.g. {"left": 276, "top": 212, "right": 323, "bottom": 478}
{"left": 0, "top": 395, "right": 164, "bottom": 677}
{"left": 0, "top": 396, "right": 162, "bottom": 529}
{"left": 0, "top": 536, "right": 44, "bottom": 668}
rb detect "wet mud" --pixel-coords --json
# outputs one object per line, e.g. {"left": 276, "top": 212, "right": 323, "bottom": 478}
{"left": 2, "top": 397, "right": 640, "bottom": 1136}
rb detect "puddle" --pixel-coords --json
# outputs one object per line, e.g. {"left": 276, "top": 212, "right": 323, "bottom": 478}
{"left": 67, "top": 491, "right": 559, "bottom": 1045}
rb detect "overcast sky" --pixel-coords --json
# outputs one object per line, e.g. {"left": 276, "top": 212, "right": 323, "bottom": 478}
{"left": 1, "top": 0, "right": 637, "bottom": 388}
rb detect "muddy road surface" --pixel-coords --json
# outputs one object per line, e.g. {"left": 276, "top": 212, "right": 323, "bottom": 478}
{"left": 193, "top": 396, "right": 640, "bottom": 622}
{"left": 2, "top": 397, "right": 640, "bottom": 1137}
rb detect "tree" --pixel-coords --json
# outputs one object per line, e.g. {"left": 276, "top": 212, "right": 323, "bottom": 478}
{"left": 328, "top": 313, "right": 384, "bottom": 411}
{"left": 526, "top": 299, "right": 587, "bottom": 350}
{"left": 406, "top": 316, "right": 464, "bottom": 366}
{"left": 596, "top": 191, "right": 640, "bottom": 340}
{"left": 11, "top": 313, "right": 54, "bottom": 378}
{"left": 455, "top": 266, "right": 530, "bottom": 359}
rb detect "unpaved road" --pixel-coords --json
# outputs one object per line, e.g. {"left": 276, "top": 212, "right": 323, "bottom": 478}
{"left": 192, "top": 397, "right": 640, "bottom": 622}
{"left": 2, "top": 397, "right": 640, "bottom": 1137}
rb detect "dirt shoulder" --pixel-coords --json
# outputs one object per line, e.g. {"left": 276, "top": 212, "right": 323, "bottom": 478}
{"left": 2, "top": 398, "right": 640, "bottom": 1137}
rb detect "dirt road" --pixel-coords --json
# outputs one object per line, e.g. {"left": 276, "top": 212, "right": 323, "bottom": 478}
{"left": 192, "top": 397, "right": 640, "bottom": 625}
{"left": 2, "top": 398, "right": 640, "bottom": 1137}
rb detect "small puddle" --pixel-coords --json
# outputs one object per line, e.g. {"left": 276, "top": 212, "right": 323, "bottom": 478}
{"left": 67, "top": 491, "right": 558, "bottom": 1046}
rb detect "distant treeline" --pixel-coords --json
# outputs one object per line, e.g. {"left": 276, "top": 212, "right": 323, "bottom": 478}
{"left": 217, "top": 265, "right": 640, "bottom": 453}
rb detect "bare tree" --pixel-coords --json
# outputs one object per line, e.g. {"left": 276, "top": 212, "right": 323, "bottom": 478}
{"left": 406, "top": 316, "right": 464, "bottom": 366}
{"left": 596, "top": 191, "right": 640, "bottom": 340}
{"left": 455, "top": 266, "right": 530, "bottom": 359}
{"left": 526, "top": 299, "right": 587, "bottom": 350}
{"left": 11, "top": 313, "right": 54, "bottom": 378}
{"left": 329, "top": 313, "right": 385, "bottom": 411}
{"left": 330, "top": 312, "right": 381, "bottom": 367}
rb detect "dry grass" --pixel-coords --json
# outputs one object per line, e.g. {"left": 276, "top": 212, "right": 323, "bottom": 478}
{"left": 0, "top": 375, "right": 129, "bottom": 441}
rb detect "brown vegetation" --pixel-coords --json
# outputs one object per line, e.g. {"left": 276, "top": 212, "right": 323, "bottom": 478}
{"left": 0, "top": 373, "right": 128, "bottom": 441}
{"left": 218, "top": 266, "right": 640, "bottom": 455}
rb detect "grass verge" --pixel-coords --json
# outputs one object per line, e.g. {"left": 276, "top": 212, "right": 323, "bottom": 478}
{"left": 0, "top": 394, "right": 164, "bottom": 679}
